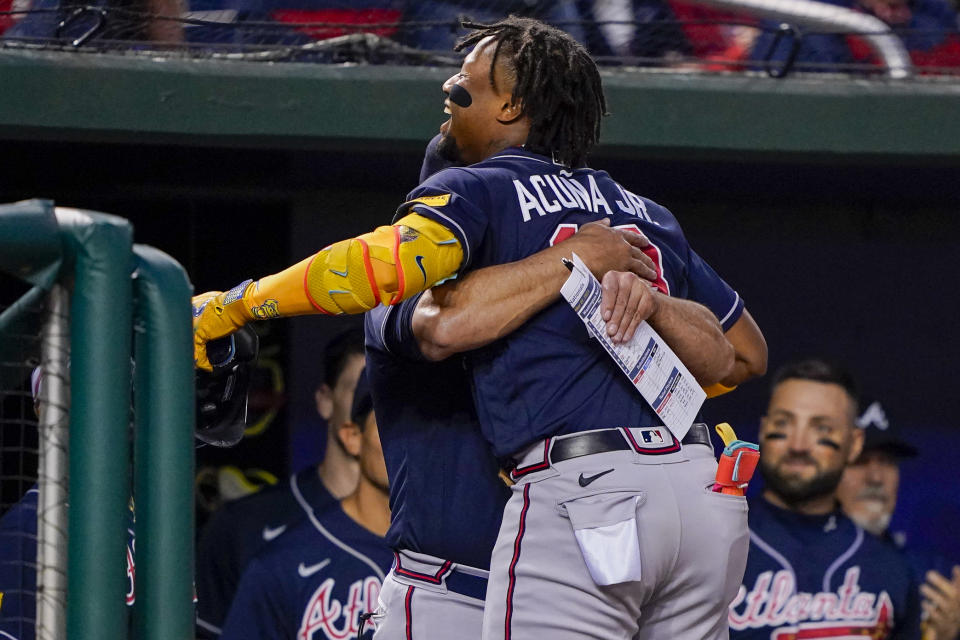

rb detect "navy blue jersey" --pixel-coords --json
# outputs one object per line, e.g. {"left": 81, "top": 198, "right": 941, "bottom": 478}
{"left": 0, "top": 487, "right": 136, "bottom": 640}
{"left": 220, "top": 503, "right": 392, "bottom": 640}
{"left": 399, "top": 147, "right": 743, "bottom": 457}
{"left": 0, "top": 487, "right": 37, "bottom": 640}
{"left": 885, "top": 530, "right": 958, "bottom": 623}
{"left": 364, "top": 299, "right": 511, "bottom": 569}
{"left": 901, "top": 544, "right": 955, "bottom": 586}
{"left": 419, "top": 134, "right": 450, "bottom": 183}
{"left": 883, "top": 531, "right": 956, "bottom": 585}
{"left": 196, "top": 469, "right": 335, "bottom": 636}
{"left": 729, "top": 498, "right": 921, "bottom": 640}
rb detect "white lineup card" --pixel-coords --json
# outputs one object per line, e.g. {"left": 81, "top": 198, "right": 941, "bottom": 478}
{"left": 560, "top": 253, "right": 706, "bottom": 439}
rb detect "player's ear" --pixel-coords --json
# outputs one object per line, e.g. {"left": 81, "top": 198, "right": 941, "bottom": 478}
{"left": 337, "top": 421, "right": 362, "bottom": 458}
{"left": 497, "top": 98, "right": 524, "bottom": 125}
{"left": 846, "top": 425, "right": 864, "bottom": 464}
{"left": 315, "top": 384, "right": 334, "bottom": 421}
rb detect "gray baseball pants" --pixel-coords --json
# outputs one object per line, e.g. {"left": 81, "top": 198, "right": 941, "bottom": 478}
{"left": 481, "top": 428, "right": 750, "bottom": 640}
{"left": 373, "top": 550, "right": 488, "bottom": 640}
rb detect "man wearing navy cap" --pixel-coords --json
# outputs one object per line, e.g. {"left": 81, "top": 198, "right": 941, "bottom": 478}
{"left": 838, "top": 400, "right": 960, "bottom": 640}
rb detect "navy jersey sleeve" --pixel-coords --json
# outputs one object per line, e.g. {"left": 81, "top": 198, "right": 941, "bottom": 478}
{"left": 892, "top": 575, "right": 923, "bottom": 640}
{"left": 0, "top": 488, "right": 37, "bottom": 640}
{"left": 365, "top": 297, "right": 428, "bottom": 362}
{"left": 220, "top": 557, "right": 290, "bottom": 640}
{"left": 419, "top": 134, "right": 458, "bottom": 183}
{"left": 397, "top": 168, "right": 490, "bottom": 271}
{"left": 685, "top": 248, "right": 744, "bottom": 331}
{"left": 903, "top": 545, "right": 956, "bottom": 585}
{"left": 196, "top": 505, "right": 245, "bottom": 634}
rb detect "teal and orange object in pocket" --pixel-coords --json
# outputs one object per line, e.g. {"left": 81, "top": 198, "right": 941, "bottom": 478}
{"left": 712, "top": 423, "right": 760, "bottom": 497}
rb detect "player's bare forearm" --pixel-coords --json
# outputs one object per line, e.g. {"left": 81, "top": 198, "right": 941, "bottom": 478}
{"left": 193, "top": 213, "right": 462, "bottom": 369}
{"left": 413, "top": 220, "right": 657, "bottom": 361}
{"left": 720, "top": 309, "right": 767, "bottom": 387}
{"left": 414, "top": 253, "right": 567, "bottom": 361}
{"left": 599, "top": 270, "right": 732, "bottom": 384}
{"left": 647, "top": 295, "right": 735, "bottom": 387}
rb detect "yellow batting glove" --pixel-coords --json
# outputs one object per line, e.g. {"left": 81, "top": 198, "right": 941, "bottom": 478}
{"left": 192, "top": 281, "right": 257, "bottom": 371}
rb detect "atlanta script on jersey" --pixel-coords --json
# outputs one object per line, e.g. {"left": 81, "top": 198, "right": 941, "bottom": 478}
{"left": 220, "top": 503, "right": 392, "bottom": 640}
{"left": 196, "top": 468, "right": 337, "bottom": 636}
{"left": 729, "top": 498, "right": 922, "bottom": 640}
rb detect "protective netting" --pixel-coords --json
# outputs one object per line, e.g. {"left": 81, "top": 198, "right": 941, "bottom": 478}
{"left": 0, "top": 0, "right": 958, "bottom": 77}
{"left": 0, "top": 276, "right": 44, "bottom": 640}
{"left": 0, "top": 279, "right": 71, "bottom": 640}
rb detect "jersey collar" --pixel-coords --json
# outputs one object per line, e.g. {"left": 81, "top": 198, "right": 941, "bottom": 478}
{"left": 486, "top": 146, "right": 576, "bottom": 169}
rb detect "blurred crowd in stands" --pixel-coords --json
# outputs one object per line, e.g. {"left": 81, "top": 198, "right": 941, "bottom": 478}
{"left": 0, "top": 0, "right": 958, "bottom": 72}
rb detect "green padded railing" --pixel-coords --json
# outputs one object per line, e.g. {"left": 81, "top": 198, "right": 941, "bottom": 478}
{"left": 0, "top": 199, "right": 195, "bottom": 640}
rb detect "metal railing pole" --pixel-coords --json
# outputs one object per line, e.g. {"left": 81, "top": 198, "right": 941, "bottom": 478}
{"left": 36, "top": 283, "right": 70, "bottom": 640}
{"left": 689, "top": 0, "right": 913, "bottom": 77}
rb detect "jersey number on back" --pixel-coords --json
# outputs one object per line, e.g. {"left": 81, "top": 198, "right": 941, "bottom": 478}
{"left": 549, "top": 223, "right": 670, "bottom": 295}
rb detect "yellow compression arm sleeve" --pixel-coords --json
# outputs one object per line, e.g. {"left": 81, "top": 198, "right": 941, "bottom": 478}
{"left": 304, "top": 213, "right": 463, "bottom": 313}
{"left": 193, "top": 214, "right": 462, "bottom": 368}
{"left": 211, "top": 213, "right": 463, "bottom": 323}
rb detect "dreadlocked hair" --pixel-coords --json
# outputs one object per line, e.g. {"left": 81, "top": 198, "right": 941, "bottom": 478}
{"left": 455, "top": 17, "right": 608, "bottom": 168}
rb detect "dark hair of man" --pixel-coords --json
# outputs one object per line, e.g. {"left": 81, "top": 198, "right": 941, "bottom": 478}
{"left": 771, "top": 357, "right": 860, "bottom": 415}
{"left": 322, "top": 327, "right": 364, "bottom": 388}
{"left": 455, "top": 16, "right": 608, "bottom": 168}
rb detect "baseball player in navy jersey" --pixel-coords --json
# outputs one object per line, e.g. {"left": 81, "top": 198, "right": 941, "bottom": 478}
{"left": 729, "top": 358, "right": 922, "bottom": 640}
{"left": 191, "top": 16, "right": 767, "bottom": 640}
{"left": 365, "top": 213, "right": 660, "bottom": 640}
{"left": 0, "top": 488, "right": 137, "bottom": 640}
{"left": 0, "top": 486, "right": 39, "bottom": 640}
{"left": 837, "top": 400, "right": 960, "bottom": 640}
{"left": 220, "top": 371, "right": 392, "bottom": 640}
{"left": 364, "top": 307, "right": 508, "bottom": 640}
{"left": 196, "top": 330, "right": 364, "bottom": 637}
{"left": 0, "top": 489, "right": 136, "bottom": 640}
{"left": 0, "top": 371, "right": 137, "bottom": 640}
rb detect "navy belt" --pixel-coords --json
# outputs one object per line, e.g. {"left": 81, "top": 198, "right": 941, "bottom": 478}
{"left": 549, "top": 423, "right": 712, "bottom": 464}
{"left": 509, "top": 424, "right": 714, "bottom": 481}
{"left": 444, "top": 569, "right": 487, "bottom": 600}
{"left": 393, "top": 552, "right": 488, "bottom": 600}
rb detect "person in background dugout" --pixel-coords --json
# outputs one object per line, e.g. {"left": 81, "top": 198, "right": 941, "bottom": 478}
{"left": 289, "top": 326, "right": 366, "bottom": 485}
{"left": 837, "top": 400, "right": 960, "bottom": 640}
{"left": 728, "top": 358, "right": 922, "bottom": 640}
{"left": 195, "top": 328, "right": 365, "bottom": 638}
{"left": 220, "top": 370, "right": 392, "bottom": 640}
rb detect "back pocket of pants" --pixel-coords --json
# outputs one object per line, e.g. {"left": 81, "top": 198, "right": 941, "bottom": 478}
{"left": 560, "top": 491, "right": 644, "bottom": 586}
